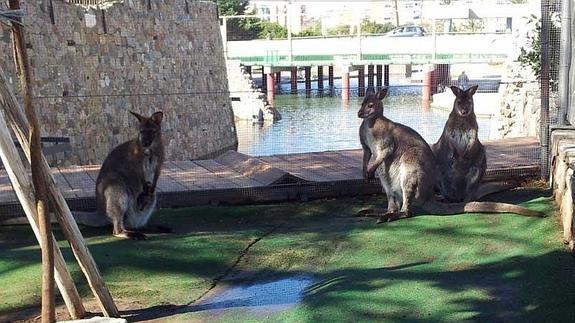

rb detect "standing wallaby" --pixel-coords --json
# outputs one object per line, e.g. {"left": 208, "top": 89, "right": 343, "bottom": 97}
{"left": 358, "top": 87, "right": 542, "bottom": 222}
{"left": 432, "top": 85, "right": 486, "bottom": 202}
{"left": 74, "top": 111, "right": 166, "bottom": 239}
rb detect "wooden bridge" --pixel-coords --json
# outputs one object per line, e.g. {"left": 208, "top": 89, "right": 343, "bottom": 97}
{"left": 0, "top": 137, "right": 540, "bottom": 222}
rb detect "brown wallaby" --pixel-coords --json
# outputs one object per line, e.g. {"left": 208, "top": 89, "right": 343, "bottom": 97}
{"left": 74, "top": 111, "right": 167, "bottom": 239}
{"left": 358, "top": 87, "right": 542, "bottom": 223}
{"left": 432, "top": 85, "right": 486, "bottom": 202}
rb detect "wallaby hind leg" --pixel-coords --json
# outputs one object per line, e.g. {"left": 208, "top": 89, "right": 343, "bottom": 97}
{"left": 106, "top": 190, "right": 146, "bottom": 240}
{"left": 378, "top": 177, "right": 416, "bottom": 223}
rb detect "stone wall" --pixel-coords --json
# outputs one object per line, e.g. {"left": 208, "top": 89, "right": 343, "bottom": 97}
{"left": 489, "top": 63, "right": 541, "bottom": 140}
{"left": 550, "top": 128, "right": 575, "bottom": 255}
{"left": 0, "top": 0, "right": 237, "bottom": 165}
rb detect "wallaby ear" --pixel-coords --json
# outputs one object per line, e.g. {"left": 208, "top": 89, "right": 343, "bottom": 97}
{"left": 450, "top": 86, "right": 463, "bottom": 97}
{"left": 365, "top": 87, "right": 376, "bottom": 96}
{"left": 129, "top": 111, "right": 145, "bottom": 123}
{"left": 151, "top": 111, "right": 163, "bottom": 125}
{"left": 466, "top": 85, "right": 479, "bottom": 96}
{"left": 377, "top": 87, "right": 388, "bottom": 101}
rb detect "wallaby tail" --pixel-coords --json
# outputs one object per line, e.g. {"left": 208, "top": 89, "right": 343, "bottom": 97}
{"left": 72, "top": 211, "right": 110, "bottom": 227}
{"left": 423, "top": 201, "right": 544, "bottom": 217}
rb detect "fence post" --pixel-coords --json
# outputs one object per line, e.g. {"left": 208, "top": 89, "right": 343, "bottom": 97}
{"left": 540, "top": 0, "right": 551, "bottom": 180}
{"left": 560, "top": 0, "right": 572, "bottom": 124}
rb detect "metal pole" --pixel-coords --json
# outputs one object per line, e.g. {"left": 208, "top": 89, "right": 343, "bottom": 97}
{"left": 287, "top": 1, "right": 292, "bottom": 63}
{"left": 540, "top": 0, "right": 551, "bottom": 180}
{"left": 560, "top": 0, "right": 572, "bottom": 124}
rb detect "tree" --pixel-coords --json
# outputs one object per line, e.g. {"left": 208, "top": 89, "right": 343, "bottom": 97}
{"left": 326, "top": 24, "right": 351, "bottom": 36}
{"left": 361, "top": 19, "right": 394, "bottom": 35}
{"left": 293, "top": 21, "right": 322, "bottom": 37}
{"left": 517, "top": 14, "right": 561, "bottom": 88}
{"left": 460, "top": 18, "right": 484, "bottom": 32}
{"left": 216, "top": 0, "right": 249, "bottom": 16}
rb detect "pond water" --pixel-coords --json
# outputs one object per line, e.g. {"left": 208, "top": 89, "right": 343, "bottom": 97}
{"left": 235, "top": 86, "right": 493, "bottom": 157}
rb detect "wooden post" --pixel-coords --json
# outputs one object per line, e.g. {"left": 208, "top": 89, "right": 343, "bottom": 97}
{"left": 317, "top": 66, "right": 323, "bottom": 97}
{"left": 290, "top": 67, "right": 298, "bottom": 94}
{"left": 261, "top": 67, "right": 267, "bottom": 91}
{"left": 358, "top": 66, "right": 365, "bottom": 97}
{"left": 376, "top": 65, "right": 383, "bottom": 90}
{"left": 8, "top": 1, "right": 53, "bottom": 320}
{"left": 328, "top": 66, "right": 334, "bottom": 96}
{"left": 0, "top": 103, "right": 85, "bottom": 320}
{"left": 422, "top": 67, "right": 432, "bottom": 110}
{"left": 266, "top": 72, "right": 275, "bottom": 106}
{"left": 384, "top": 65, "right": 390, "bottom": 86}
{"left": 304, "top": 66, "right": 311, "bottom": 97}
{"left": 341, "top": 68, "right": 350, "bottom": 102}
{"left": 2, "top": 7, "right": 119, "bottom": 316}
{"left": 367, "top": 65, "right": 374, "bottom": 90}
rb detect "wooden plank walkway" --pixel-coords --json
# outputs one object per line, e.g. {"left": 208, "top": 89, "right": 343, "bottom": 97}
{"left": 0, "top": 137, "right": 540, "bottom": 220}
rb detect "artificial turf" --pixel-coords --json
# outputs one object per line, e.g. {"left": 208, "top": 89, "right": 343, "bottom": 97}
{"left": 1, "top": 190, "right": 574, "bottom": 322}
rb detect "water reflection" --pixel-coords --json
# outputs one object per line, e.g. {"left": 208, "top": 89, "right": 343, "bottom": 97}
{"left": 236, "top": 89, "right": 492, "bottom": 157}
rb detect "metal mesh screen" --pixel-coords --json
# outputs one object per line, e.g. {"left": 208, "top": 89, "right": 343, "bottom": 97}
{"left": 0, "top": 0, "right": 560, "bottom": 220}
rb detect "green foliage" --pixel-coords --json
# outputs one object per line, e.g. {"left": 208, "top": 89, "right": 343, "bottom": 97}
{"left": 293, "top": 21, "right": 322, "bottom": 37}
{"left": 517, "top": 14, "right": 560, "bottom": 86}
{"left": 326, "top": 24, "right": 352, "bottom": 36}
{"left": 216, "top": 0, "right": 249, "bottom": 15}
{"left": 360, "top": 19, "right": 395, "bottom": 34}
{"left": 257, "top": 20, "right": 288, "bottom": 39}
{"left": 460, "top": 18, "right": 484, "bottom": 32}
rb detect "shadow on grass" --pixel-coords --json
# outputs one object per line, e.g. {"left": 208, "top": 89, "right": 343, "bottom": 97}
{"left": 0, "top": 189, "right": 569, "bottom": 322}
{"left": 122, "top": 251, "right": 575, "bottom": 322}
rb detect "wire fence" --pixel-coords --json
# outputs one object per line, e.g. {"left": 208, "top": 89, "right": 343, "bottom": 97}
{"left": 0, "top": 0, "right": 564, "bottom": 218}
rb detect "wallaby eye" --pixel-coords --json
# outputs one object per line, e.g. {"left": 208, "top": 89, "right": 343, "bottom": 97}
{"left": 368, "top": 103, "right": 374, "bottom": 108}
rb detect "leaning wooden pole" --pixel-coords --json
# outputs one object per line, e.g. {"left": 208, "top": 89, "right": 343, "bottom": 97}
{"left": 0, "top": 106, "right": 85, "bottom": 319}
{"left": 8, "top": 0, "right": 54, "bottom": 321}
{"left": 6, "top": 0, "right": 119, "bottom": 318}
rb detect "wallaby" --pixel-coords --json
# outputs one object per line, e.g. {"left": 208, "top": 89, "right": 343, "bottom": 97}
{"left": 74, "top": 111, "right": 167, "bottom": 239}
{"left": 358, "top": 87, "right": 542, "bottom": 223}
{"left": 432, "top": 85, "right": 486, "bottom": 202}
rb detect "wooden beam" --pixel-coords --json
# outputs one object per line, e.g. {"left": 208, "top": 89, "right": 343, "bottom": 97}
{"left": 0, "top": 66, "right": 119, "bottom": 317}
{"left": 8, "top": 1, "right": 54, "bottom": 320}
{"left": 0, "top": 108, "right": 85, "bottom": 319}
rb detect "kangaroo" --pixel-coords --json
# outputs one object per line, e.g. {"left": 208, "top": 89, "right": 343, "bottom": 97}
{"left": 74, "top": 111, "right": 167, "bottom": 239}
{"left": 358, "top": 87, "right": 542, "bottom": 223}
{"left": 432, "top": 85, "right": 486, "bottom": 202}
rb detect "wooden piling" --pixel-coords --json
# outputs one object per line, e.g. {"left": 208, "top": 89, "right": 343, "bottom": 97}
{"left": 342, "top": 70, "right": 350, "bottom": 102}
{"left": 304, "top": 66, "right": 311, "bottom": 97}
{"left": 384, "top": 65, "right": 390, "bottom": 87}
{"left": 376, "top": 65, "right": 383, "bottom": 90}
{"left": 266, "top": 73, "right": 275, "bottom": 106}
{"left": 261, "top": 67, "right": 267, "bottom": 91}
{"left": 317, "top": 66, "right": 323, "bottom": 97}
{"left": 328, "top": 65, "right": 334, "bottom": 96}
{"left": 290, "top": 67, "right": 297, "bottom": 94}
{"left": 367, "top": 65, "right": 374, "bottom": 90}
{"left": 358, "top": 66, "right": 365, "bottom": 97}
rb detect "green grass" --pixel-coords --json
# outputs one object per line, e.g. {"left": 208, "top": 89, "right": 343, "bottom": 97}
{"left": 1, "top": 190, "right": 574, "bottom": 322}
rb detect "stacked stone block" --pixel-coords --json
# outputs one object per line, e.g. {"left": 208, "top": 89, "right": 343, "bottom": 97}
{"left": 550, "top": 128, "right": 575, "bottom": 254}
{"left": 0, "top": 0, "right": 237, "bottom": 165}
